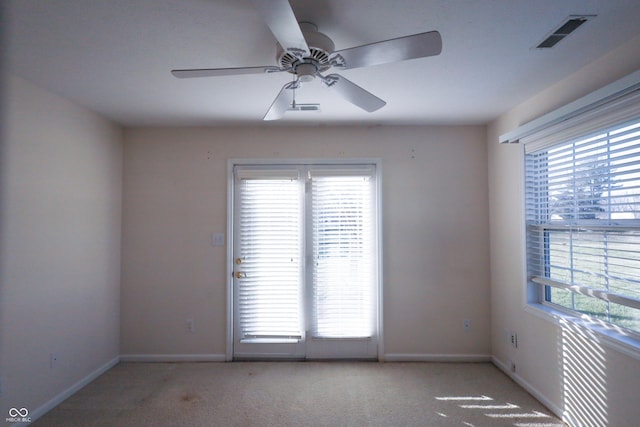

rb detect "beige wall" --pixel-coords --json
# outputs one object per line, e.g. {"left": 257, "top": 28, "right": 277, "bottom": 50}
{"left": 120, "top": 125, "right": 491, "bottom": 359}
{"left": 488, "top": 34, "right": 640, "bottom": 426}
{"left": 0, "top": 76, "right": 122, "bottom": 417}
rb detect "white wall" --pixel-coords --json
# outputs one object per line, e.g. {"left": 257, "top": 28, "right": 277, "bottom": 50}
{"left": 120, "top": 125, "right": 490, "bottom": 360}
{"left": 0, "top": 76, "right": 123, "bottom": 418}
{"left": 488, "top": 34, "right": 640, "bottom": 426}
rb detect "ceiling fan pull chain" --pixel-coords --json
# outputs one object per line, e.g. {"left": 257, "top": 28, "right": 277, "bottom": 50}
{"left": 292, "top": 81, "right": 297, "bottom": 109}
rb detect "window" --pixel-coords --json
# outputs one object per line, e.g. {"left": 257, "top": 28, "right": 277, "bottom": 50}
{"left": 525, "top": 117, "right": 640, "bottom": 335}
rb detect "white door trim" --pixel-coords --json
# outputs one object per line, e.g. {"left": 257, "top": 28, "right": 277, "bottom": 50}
{"left": 226, "top": 158, "right": 384, "bottom": 361}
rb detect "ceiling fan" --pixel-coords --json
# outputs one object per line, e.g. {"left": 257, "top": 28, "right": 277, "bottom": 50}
{"left": 171, "top": 0, "right": 442, "bottom": 120}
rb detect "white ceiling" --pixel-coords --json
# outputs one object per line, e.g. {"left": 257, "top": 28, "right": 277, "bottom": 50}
{"left": 6, "top": 0, "right": 640, "bottom": 127}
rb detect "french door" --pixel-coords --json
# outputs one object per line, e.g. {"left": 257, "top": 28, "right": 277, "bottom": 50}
{"left": 231, "top": 163, "right": 380, "bottom": 359}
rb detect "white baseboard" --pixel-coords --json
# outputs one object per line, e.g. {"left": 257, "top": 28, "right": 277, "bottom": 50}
{"left": 119, "top": 353, "right": 227, "bottom": 362}
{"left": 29, "top": 355, "right": 120, "bottom": 423}
{"left": 491, "top": 355, "right": 563, "bottom": 419}
{"left": 383, "top": 353, "right": 492, "bottom": 362}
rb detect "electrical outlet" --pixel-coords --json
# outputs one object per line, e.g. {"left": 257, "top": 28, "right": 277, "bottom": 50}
{"left": 510, "top": 332, "right": 518, "bottom": 348}
{"left": 186, "top": 318, "right": 195, "bottom": 333}
{"left": 463, "top": 319, "right": 471, "bottom": 332}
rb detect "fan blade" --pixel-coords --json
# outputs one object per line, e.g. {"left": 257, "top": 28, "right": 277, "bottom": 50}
{"left": 251, "top": 0, "right": 310, "bottom": 58}
{"left": 171, "top": 66, "right": 281, "bottom": 78}
{"left": 331, "top": 31, "right": 442, "bottom": 70}
{"left": 264, "top": 81, "right": 296, "bottom": 121}
{"left": 322, "top": 74, "right": 386, "bottom": 112}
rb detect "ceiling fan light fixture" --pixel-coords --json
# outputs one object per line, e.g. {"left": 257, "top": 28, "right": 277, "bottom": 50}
{"left": 295, "top": 62, "right": 317, "bottom": 82}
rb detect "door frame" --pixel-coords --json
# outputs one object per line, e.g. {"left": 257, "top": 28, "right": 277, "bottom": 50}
{"left": 225, "top": 158, "right": 384, "bottom": 361}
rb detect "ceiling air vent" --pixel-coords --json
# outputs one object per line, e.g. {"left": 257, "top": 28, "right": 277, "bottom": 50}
{"left": 536, "top": 15, "right": 595, "bottom": 49}
{"left": 287, "top": 103, "right": 320, "bottom": 112}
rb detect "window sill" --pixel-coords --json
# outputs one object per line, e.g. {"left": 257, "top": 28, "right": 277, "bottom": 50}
{"left": 525, "top": 303, "right": 640, "bottom": 361}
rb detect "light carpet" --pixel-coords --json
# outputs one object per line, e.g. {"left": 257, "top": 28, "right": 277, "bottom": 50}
{"left": 33, "top": 362, "right": 566, "bottom": 427}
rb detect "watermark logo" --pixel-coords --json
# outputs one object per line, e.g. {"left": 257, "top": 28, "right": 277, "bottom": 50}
{"left": 6, "top": 407, "right": 31, "bottom": 423}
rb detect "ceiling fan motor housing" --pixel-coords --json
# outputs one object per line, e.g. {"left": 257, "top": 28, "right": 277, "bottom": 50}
{"left": 277, "top": 23, "right": 335, "bottom": 80}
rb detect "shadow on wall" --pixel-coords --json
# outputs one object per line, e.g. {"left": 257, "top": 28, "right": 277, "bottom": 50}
{"left": 559, "top": 318, "right": 607, "bottom": 427}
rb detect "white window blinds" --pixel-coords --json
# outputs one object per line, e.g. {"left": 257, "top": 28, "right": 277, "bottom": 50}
{"left": 525, "top": 116, "right": 640, "bottom": 333}
{"left": 235, "top": 168, "right": 303, "bottom": 339}
{"left": 233, "top": 163, "right": 379, "bottom": 348}
{"left": 522, "top": 90, "right": 640, "bottom": 153}
{"left": 310, "top": 167, "right": 376, "bottom": 338}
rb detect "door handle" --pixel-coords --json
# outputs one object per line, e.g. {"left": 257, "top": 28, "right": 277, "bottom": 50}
{"left": 235, "top": 271, "right": 246, "bottom": 279}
